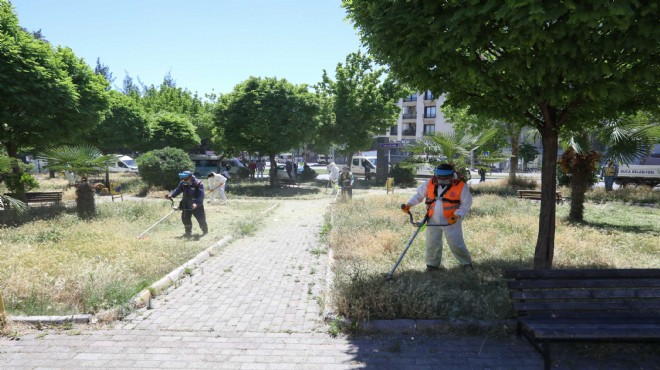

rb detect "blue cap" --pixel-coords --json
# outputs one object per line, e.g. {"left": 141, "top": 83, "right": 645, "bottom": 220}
{"left": 178, "top": 171, "right": 193, "bottom": 179}
{"left": 434, "top": 164, "right": 454, "bottom": 176}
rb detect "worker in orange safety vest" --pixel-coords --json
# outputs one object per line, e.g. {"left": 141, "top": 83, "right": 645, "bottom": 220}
{"left": 401, "top": 163, "right": 474, "bottom": 271}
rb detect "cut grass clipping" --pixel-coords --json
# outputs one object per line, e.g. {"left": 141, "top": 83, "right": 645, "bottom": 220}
{"left": 0, "top": 199, "right": 271, "bottom": 316}
{"left": 329, "top": 188, "right": 659, "bottom": 322}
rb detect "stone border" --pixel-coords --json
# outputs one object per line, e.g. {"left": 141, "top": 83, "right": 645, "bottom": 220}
{"left": 8, "top": 202, "right": 280, "bottom": 326}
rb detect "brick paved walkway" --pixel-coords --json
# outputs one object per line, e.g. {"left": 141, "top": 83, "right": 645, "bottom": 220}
{"left": 1, "top": 197, "right": 658, "bottom": 369}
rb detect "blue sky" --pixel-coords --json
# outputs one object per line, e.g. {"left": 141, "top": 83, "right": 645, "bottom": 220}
{"left": 11, "top": 0, "right": 363, "bottom": 96}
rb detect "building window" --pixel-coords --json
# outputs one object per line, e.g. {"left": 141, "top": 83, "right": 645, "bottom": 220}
{"left": 424, "top": 90, "right": 433, "bottom": 100}
{"left": 424, "top": 124, "right": 435, "bottom": 135}
{"left": 389, "top": 125, "right": 397, "bottom": 135}
{"left": 424, "top": 106, "right": 436, "bottom": 118}
{"left": 403, "top": 93, "right": 418, "bottom": 102}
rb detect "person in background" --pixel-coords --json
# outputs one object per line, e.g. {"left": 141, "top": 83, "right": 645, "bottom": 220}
{"left": 362, "top": 159, "right": 372, "bottom": 181}
{"left": 256, "top": 160, "right": 266, "bottom": 178}
{"left": 401, "top": 163, "right": 474, "bottom": 271}
{"left": 207, "top": 172, "right": 227, "bottom": 205}
{"left": 339, "top": 166, "right": 354, "bottom": 200}
{"left": 165, "top": 171, "right": 208, "bottom": 237}
{"left": 328, "top": 162, "right": 340, "bottom": 195}
{"left": 478, "top": 167, "right": 486, "bottom": 183}
{"left": 248, "top": 161, "right": 257, "bottom": 180}
{"left": 601, "top": 160, "right": 618, "bottom": 191}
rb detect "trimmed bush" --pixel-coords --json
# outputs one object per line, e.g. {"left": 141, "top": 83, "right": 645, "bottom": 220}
{"left": 390, "top": 164, "right": 416, "bottom": 187}
{"left": 136, "top": 147, "right": 194, "bottom": 189}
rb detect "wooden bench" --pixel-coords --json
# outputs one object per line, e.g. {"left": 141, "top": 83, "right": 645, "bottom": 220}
{"left": 504, "top": 269, "right": 660, "bottom": 370}
{"left": 517, "top": 189, "right": 563, "bottom": 204}
{"left": 4, "top": 191, "right": 63, "bottom": 207}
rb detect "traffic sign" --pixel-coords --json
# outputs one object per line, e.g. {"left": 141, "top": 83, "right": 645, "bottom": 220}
{"left": 379, "top": 143, "right": 403, "bottom": 149}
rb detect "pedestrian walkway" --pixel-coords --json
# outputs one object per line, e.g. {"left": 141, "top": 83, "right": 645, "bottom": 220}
{"left": 1, "top": 197, "right": 657, "bottom": 369}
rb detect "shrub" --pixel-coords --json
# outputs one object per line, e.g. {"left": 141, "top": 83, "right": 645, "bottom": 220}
{"left": 136, "top": 147, "right": 194, "bottom": 189}
{"left": 390, "top": 164, "right": 416, "bottom": 187}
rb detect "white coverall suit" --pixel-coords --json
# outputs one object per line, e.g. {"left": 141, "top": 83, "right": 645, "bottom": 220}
{"left": 406, "top": 179, "right": 473, "bottom": 267}
{"left": 207, "top": 172, "right": 227, "bottom": 204}
{"left": 328, "top": 163, "right": 340, "bottom": 194}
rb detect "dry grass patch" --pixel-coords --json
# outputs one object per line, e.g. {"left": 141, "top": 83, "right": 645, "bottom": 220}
{"left": 330, "top": 191, "right": 659, "bottom": 323}
{"left": 0, "top": 199, "right": 272, "bottom": 316}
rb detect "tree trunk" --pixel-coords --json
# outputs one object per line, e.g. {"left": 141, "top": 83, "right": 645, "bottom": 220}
{"left": 269, "top": 155, "right": 277, "bottom": 187}
{"left": 509, "top": 135, "right": 519, "bottom": 182}
{"left": 5, "top": 142, "right": 27, "bottom": 202}
{"left": 76, "top": 180, "right": 96, "bottom": 219}
{"left": 568, "top": 152, "right": 596, "bottom": 223}
{"left": 534, "top": 105, "right": 559, "bottom": 270}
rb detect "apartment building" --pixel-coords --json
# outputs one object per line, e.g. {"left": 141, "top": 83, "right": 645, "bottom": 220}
{"left": 386, "top": 91, "right": 453, "bottom": 143}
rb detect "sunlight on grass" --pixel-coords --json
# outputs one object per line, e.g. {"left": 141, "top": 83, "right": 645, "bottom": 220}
{"left": 329, "top": 190, "right": 659, "bottom": 322}
{"left": 0, "top": 199, "right": 272, "bottom": 316}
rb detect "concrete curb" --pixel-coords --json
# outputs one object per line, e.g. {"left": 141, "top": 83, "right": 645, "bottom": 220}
{"left": 9, "top": 236, "right": 233, "bottom": 326}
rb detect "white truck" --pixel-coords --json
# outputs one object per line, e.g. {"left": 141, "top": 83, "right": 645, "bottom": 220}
{"left": 108, "top": 155, "right": 139, "bottom": 173}
{"left": 349, "top": 156, "right": 377, "bottom": 180}
{"left": 615, "top": 165, "right": 660, "bottom": 187}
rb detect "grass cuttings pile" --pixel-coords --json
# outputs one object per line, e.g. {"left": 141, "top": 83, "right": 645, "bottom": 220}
{"left": 329, "top": 189, "right": 659, "bottom": 322}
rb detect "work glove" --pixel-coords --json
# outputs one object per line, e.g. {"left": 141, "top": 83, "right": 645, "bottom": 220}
{"left": 401, "top": 203, "right": 411, "bottom": 214}
{"left": 447, "top": 215, "right": 459, "bottom": 225}
{"left": 165, "top": 194, "right": 172, "bottom": 199}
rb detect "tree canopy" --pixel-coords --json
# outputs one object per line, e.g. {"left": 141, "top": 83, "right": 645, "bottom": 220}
{"left": 92, "top": 90, "right": 151, "bottom": 154}
{"left": 1, "top": 1, "right": 104, "bottom": 158}
{"left": 344, "top": 0, "right": 659, "bottom": 268}
{"left": 149, "top": 112, "right": 200, "bottom": 152}
{"left": 214, "top": 76, "right": 319, "bottom": 186}
{"left": 316, "top": 51, "right": 404, "bottom": 161}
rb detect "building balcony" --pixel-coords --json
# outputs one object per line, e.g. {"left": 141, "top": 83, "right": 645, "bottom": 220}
{"left": 402, "top": 129, "right": 416, "bottom": 136}
{"left": 402, "top": 113, "right": 417, "bottom": 120}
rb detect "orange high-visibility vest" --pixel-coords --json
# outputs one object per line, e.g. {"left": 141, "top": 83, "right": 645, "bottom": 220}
{"left": 425, "top": 179, "right": 464, "bottom": 219}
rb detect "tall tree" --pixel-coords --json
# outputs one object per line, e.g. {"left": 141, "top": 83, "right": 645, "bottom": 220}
{"left": 1, "top": 0, "right": 77, "bottom": 159}
{"left": 344, "top": 1, "right": 659, "bottom": 269}
{"left": 91, "top": 90, "right": 151, "bottom": 154}
{"left": 121, "top": 72, "right": 140, "bottom": 96}
{"left": 1, "top": 2, "right": 109, "bottom": 197}
{"left": 149, "top": 112, "right": 200, "bottom": 152}
{"left": 443, "top": 105, "right": 524, "bottom": 181}
{"left": 140, "top": 76, "right": 215, "bottom": 152}
{"left": 560, "top": 112, "right": 659, "bottom": 222}
{"left": 316, "top": 51, "right": 404, "bottom": 164}
{"left": 214, "top": 76, "right": 319, "bottom": 186}
{"left": 94, "top": 57, "right": 115, "bottom": 90}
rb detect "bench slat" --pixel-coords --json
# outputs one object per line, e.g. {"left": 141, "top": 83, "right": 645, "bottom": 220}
{"left": 513, "top": 300, "right": 660, "bottom": 312}
{"left": 511, "top": 288, "right": 660, "bottom": 300}
{"left": 505, "top": 269, "right": 660, "bottom": 279}
{"left": 508, "top": 278, "right": 660, "bottom": 289}
{"left": 521, "top": 322, "right": 660, "bottom": 340}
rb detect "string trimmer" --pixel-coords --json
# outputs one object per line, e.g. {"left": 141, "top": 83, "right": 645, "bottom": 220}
{"left": 138, "top": 199, "right": 179, "bottom": 239}
{"left": 385, "top": 204, "right": 454, "bottom": 280}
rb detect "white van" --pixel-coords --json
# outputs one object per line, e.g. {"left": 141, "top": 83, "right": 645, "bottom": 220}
{"left": 109, "top": 155, "right": 139, "bottom": 173}
{"left": 350, "top": 156, "right": 377, "bottom": 180}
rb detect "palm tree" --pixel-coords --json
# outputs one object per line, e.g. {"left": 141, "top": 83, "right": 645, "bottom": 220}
{"left": 0, "top": 156, "right": 28, "bottom": 215}
{"left": 39, "top": 145, "right": 116, "bottom": 219}
{"left": 408, "top": 128, "right": 506, "bottom": 181}
{"left": 560, "top": 113, "right": 659, "bottom": 222}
